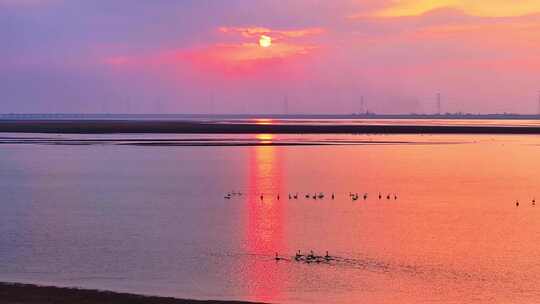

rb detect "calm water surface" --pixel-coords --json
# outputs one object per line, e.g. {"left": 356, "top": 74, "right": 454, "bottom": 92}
{"left": 1, "top": 132, "right": 540, "bottom": 303}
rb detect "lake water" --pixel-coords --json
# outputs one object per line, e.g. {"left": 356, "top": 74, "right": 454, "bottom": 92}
{"left": 1, "top": 131, "right": 540, "bottom": 303}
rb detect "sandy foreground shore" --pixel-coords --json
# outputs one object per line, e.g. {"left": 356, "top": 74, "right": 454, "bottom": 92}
{"left": 1, "top": 120, "right": 540, "bottom": 134}
{"left": 0, "top": 282, "right": 260, "bottom": 304}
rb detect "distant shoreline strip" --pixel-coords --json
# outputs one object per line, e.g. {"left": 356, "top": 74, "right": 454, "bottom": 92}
{"left": 2, "top": 120, "right": 540, "bottom": 134}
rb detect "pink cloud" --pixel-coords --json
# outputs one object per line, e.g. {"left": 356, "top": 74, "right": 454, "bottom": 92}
{"left": 103, "top": 25, "right": 324, "bottom": 77}
{"left": 194, "top": 42, "right": 316, "bottom": 62}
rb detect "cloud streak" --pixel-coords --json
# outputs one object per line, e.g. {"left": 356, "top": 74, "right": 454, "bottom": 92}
{"left": 219, "top": 26, "right": 324, "bottom": 39}
{"left": 373, "top": 0, "right": 540, "bottom": 17}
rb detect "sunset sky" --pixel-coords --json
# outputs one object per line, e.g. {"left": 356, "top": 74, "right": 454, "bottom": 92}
{"left": 3, "top": 0, "right": 540, "bottom": 114}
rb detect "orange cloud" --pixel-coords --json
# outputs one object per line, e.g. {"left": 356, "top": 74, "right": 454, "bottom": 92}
{"left": 413, "top": 20, "right": 540, "bottom": 38}
{"left": 374, "top": 0, "right": 540, "bottom": 17}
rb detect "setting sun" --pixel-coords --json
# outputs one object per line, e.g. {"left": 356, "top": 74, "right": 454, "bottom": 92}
{"left": 259, "top": 35, "right": 272, "bottom": 48}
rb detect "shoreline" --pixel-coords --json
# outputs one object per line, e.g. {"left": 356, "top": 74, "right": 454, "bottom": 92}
{"left": 1, "top": 120, "right": 540, "bottom": 134}
{"left": 0, "top": 282, "right": 259, "bottom": 304}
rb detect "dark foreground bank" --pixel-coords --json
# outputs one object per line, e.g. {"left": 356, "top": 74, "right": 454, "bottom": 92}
{"left": 2, "top": 120, "right": 540, "bottom": 134}
{"left": 0, "top": 282, "right": 259, "bottom": 304}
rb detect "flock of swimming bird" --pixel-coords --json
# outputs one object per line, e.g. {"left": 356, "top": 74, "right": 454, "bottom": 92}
{"left": 225, "top": 191, "right": 533, "bottom": 268}
{"left": 274, "top": 250, "right": 335, "bottom": 264}
{"left": 516, "top": 198, "right": 536, "bottom": 207}
{"left": 225, "top": 191, "right": 535, "bottom": 207}
{"left": 224, "top": 191, "right": 399, "bottom": 201}
{"left": 223, "top": 192, "right": 396, "bottom": 267}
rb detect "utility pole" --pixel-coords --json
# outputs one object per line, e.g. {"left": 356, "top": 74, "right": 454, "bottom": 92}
{"left": 360, "top": 96, "right": 365, "bottom": 114}
{"left": 210, "top": 93, "right": 215, "bottom": 115}
{"left": 284, "top": 94, "right": 290, "bottom": 115}
{"left": 537, "top": 90, "right": 540, "bottom": 116}
{"left": 437, "top": 92, "right": 441, "bottom": 115}
{"left": 126, "top": 96, "right": 131, "bottom": 114}
{"left": 155, "top": 97, "right": 162, "bottom": 114}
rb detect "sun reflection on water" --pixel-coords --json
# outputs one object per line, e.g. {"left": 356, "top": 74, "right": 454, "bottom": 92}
{"left": 255, "top": 134, "right": 275, "bottom": 144}
{"left": 244, "top": 144, "right": 286, "bottom": 302}
{"left": 254, "top": 119, "right": 273, "bottom": 125}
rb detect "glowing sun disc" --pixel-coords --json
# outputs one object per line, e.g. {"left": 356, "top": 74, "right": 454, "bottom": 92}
{"left": 259, "top": 35, "right": 272, "bottom": 48}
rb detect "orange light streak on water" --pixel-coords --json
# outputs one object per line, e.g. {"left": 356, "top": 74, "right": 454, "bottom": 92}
{"left": 243, "top": 144, "right": 287, "bottom": 303}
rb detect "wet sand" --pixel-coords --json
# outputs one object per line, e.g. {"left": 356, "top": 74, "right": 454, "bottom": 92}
{"left": 0, "top": 282, "right": 259, "bottom": 304}
{"left": 2, "top": 119, "right": 540, "bottom": 134}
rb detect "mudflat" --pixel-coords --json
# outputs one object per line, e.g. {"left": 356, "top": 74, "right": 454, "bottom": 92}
{"left": 1, "top": 119, "right": 540, "bottom": 134}
{"left": 0, "top": 282, "right": 259, "bottom": 304}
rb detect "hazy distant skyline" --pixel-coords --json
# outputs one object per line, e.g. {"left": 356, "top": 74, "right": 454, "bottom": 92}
{"left": 3, "top": 0, "right": 540, "bottom": 114}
